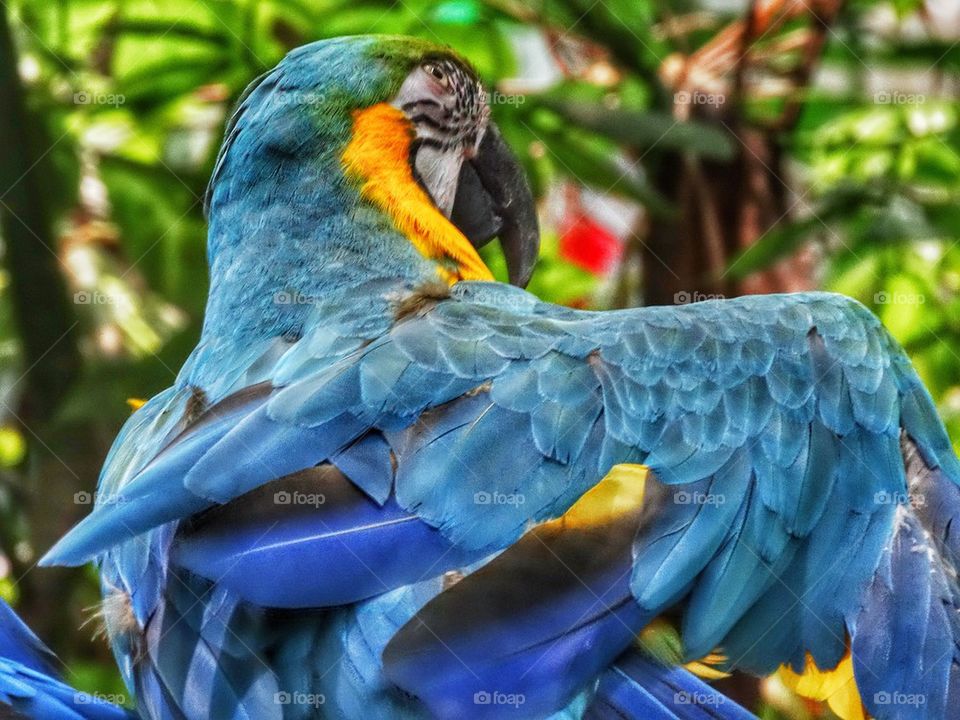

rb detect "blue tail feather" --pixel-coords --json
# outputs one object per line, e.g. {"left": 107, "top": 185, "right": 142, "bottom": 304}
{"left": 0, "top": 599, "right": 133, "bottom": 719}
{"left": 585, "top": 650, "right": 756, "bottom": 720}
{"left": 173, "top": 466, "right": 479, "bottom": 608}
{"left": 135, "top": 573, "right": 280, "bottom": 720}
{"left": 383, "top": 492, "right": 653, "bottom": 719}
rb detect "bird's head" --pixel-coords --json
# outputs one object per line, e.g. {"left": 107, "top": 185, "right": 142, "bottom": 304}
{"left": 205, "top": 35, "right": 539, "bottom": 294}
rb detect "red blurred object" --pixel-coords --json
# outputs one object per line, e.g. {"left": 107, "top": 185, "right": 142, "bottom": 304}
{"left": 559, "top": 213, "right": 622, "bottom": 275}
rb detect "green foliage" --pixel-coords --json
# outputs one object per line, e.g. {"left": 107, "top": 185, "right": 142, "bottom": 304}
{"left": 740, "top": 95, "right": 960, "bottom": 444}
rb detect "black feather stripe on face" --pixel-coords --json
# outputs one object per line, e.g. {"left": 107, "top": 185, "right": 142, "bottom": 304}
{"left": 402, "top": 59, "right": 486, "bottom": 151}
{"left": 393, "top": 53, "right": 490, "bottom": 216}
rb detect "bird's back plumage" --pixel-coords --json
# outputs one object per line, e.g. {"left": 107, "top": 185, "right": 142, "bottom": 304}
{"left": 41, "top": 279, "right": 960, "bottom": 719}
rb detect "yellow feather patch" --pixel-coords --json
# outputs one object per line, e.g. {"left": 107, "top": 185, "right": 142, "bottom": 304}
{"left": 776, "top": 650, "right": 867, "bottom": 720}
{"left": 684, "top": 653, "right": 732, "bottom": 681}
{"left": 555, "top": 463, "right": 648, "bottom": 529}
{"left": 341, "top": 103, "right": 493, "bottom": 284}
{"left": 126, "top": 398, "right": 147, "bottom": 411}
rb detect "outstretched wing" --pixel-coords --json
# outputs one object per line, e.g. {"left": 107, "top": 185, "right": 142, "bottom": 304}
{"left": 0, "top": 599, "right": 134, "bottom": 720}
{"left": 43, "top": 281, "right": 960, "bottom": 717}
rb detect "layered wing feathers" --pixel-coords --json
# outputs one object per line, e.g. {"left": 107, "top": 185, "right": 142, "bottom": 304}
{"left": 47, "top": 283, "right": 936, "bottom": 587}
{"left": 42, "top": 282, "right": 960, "bottom": 718}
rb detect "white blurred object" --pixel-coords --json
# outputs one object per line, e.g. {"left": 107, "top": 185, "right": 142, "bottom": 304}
{"left": 925, "top": 0, "right": 960, "bottom": 38}
{"left": 17, "top": 55, "right": 40, "bottom": 84}
{"left": 500, "top": 26, "right": 563, "bottom": 94}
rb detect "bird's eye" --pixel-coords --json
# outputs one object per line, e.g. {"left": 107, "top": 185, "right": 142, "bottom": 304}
{"left": 424, "top": 63, "right": 449, "bottom": 87}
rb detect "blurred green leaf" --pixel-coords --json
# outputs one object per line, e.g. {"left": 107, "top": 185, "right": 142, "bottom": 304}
{"left": 539, "top": 97, "right": 736, "bottom": 160}
{"left": 531, "top": 123, "right": 675, "bottom": 215}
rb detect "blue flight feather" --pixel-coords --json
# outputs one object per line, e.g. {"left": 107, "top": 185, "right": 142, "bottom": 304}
{"left": 0, "top": 599, "right": 133, "bottom": 719}
{"left": 173, "top": 468, "right": 480, "bottom": 608}
{"left": 586, "top": 650, "right": 756, "bottom": 720}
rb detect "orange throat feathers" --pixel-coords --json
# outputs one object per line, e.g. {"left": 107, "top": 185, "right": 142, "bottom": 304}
{"left": 341, "top": 103, "right": 494, "bottom": 284}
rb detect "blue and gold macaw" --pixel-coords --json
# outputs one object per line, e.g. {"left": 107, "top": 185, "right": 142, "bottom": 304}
{"left": 13, "top": 35, "right": 960, "bottom": 719}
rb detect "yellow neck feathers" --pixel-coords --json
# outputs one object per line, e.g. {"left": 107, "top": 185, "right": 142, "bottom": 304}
{"left": 341, "top": 103, "right": 494, "bottom": 284}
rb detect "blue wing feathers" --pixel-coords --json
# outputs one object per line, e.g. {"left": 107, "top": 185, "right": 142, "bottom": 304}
{"left": 586, "top": 651, "right": 756, "bottom": 720}
{"left": 138, "top": 575, "right": 280, "bottom": 720}
{"left": 0, "top": 598, "right": 59, "bottom": 678}
{"left": 851, "top": 511, "right": 958, "bottom": 719}
{"left": 329, "top": 431, "right": 394, "bottom": 504}
{"left": 184, "top": 407, "right": 365, "bottom": 503}
{"left": 42, "top": 282, "right": 960, "bottom": 718}
{"left": 682, "top": 487, "right": 797, "bottom": 659}
{"left": 173, "top": 467, "right": 479, "bottom": 608}
{"left": 41, "top": 385, "right": 270, "bottom": 566}
{"left": 382, "top": 498, "right": 652, "bottom": 719}
{"left": 631, "top": 450, "right": 752, "bottom": 611}
{"left": 0, "top": 599, "right": 133, "bottom": 719}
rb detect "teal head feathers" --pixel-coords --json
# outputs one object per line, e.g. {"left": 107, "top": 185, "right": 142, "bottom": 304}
{"left": 202, "top": 35, "right": 538, "bottom": 346}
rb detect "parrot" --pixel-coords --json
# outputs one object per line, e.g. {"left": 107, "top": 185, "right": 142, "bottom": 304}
{"left": 10, "top": 34, "right": 958, "bottom": 719}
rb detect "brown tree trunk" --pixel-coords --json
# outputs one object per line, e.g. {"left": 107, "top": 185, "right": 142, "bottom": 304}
{"left": 0, "top": 4, "right": 80, "bottom": 422}
{"left": 0, "top": 3, "right": 86, "bottom": 646}
{"left": 642, "top": 0, "right": 843, "bottom": 306}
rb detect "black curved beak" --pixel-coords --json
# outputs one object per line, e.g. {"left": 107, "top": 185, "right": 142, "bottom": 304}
{"left": 450, "top": 124, "right": 540, "bottom": 287}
